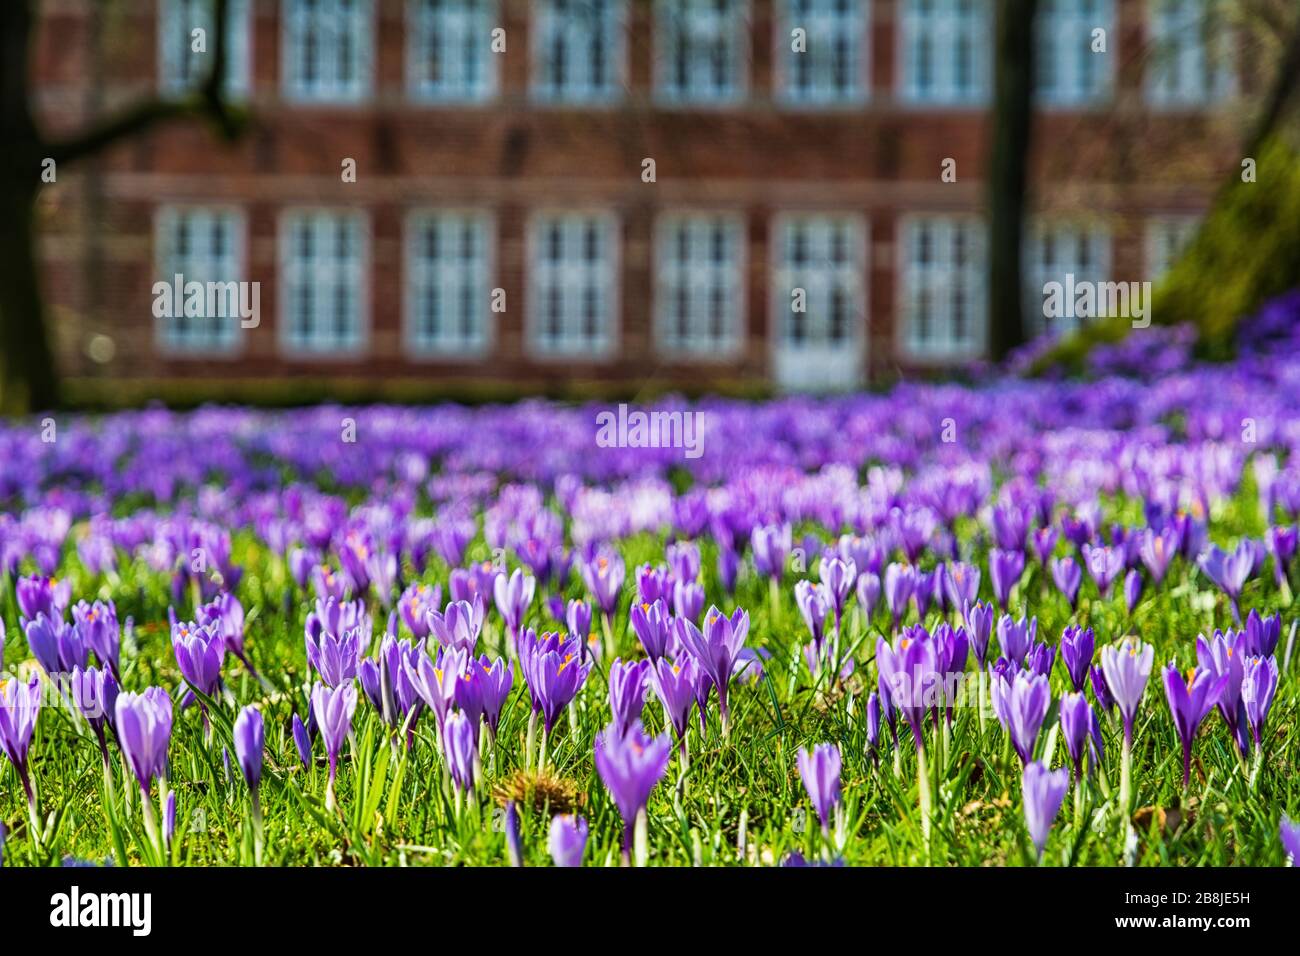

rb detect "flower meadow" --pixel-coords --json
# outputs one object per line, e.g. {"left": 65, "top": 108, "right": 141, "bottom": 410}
{"left": 3, "top": 349, "right": 1300, "bottom": 868}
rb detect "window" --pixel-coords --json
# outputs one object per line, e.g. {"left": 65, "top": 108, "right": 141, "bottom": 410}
{"left": 899, "top": 216, "right": 986, "bottom": 359}
{"left": 656, "top": 0, "right": 747, "bottom": 104}
{"left": 528, "top": 213, "right": 619, "bottom": 356}
{"left": 1147, "top": 0, "right": 1235, "bottom": 106}
{"left": 1036, "top": 0, "right": 1112, "bottom": 105}
{"left": 283, "top": 0, "right": 373, "bottom": 102}
{"left": 1023, "top": 221, "right": 1111, "bottom": 337}
{"left": 408, "top": 0, "right": 497, "bottom": 102}
{"left": 159, "top": 0, "right": 251, "bottom": 95}
{"left": 900, "top": 0, "right": 990, "bottom": 105}
{"left": 1146, "top": 215, "right": 1200, "bottom": 280}
{"left": 655, "top": 213, "right": 745, "bottom": 355}
{"left": 776, "top": 0, "right": 866, "bottom": 105}
{"left": 406, "top": 211, "right": 494, "bottom": 355}
{"left": 279, "top": 211, "right": 368, "bottom": 355}
{"left": 155, "top": 207, "right": 245, "bottom": 354}
{"left": 772, "top": 215, "right": 864, "bottom": 349}
{"left": 534, "top": 0, "right": 624, "bottom": 102}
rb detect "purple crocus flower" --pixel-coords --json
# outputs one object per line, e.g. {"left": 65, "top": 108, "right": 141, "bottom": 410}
{"left": 752, "top": 523, "right": 792, "bottom": 580}
{"left": 1161, "top": 663, "right": 1227, "bottom": 787}
{"left": 197, "top": 592, "right": 250, "bottom": 671}
{"left": 1282, "top": 816, "right": 1300, "bottom": 866}
{"left": 1089, "top": 662, "right": 1115, "bottom": 713}
{"left": 1022, "top": 761, "right": 1069, "bottom": 859}
{"left": 428, "top": 596, "right": 485, "bottom": 654}
{"left": 406, "top": 645, "right": 468, "bottom": 731}
{"left": 1025, "top": 641, "right": 1055, "bottom": 678}
{"left": 594, "top": 720, "right": 672, "bottom": 863}
{"left": 1082, "top": 544, "right": 1124, "bottom": 598}
{"left": 995, "top": 614, "right": 1036, "bottom": 666}
{"left": 883, "top": 563, "right": 915, "bottom": 626}
{"left": 233, "top": 704, "right": 265, "bottom": 791}
{"left": 311, "top": 681, "right": 357, "bottom": 809}
{"left": 549, "top": 814, "right": 588, "bottom": 867}
{"left": 818, "top": 555, "right": 856, "bottom": 625}
{"left": 965, "top": 600, "right": 994, "bottom": 667}
{"left": 164, "top": 791, "right": 176, "bottom": 848}
{"left": 630, "top": 599, "right": 672, "bottom": 661}
{"left": 565, "top": 598, "right": 593, "bottom": 655}
{"left": 988, "top": 549, "right": 1025, "bottom": 607}
{"left": 675, "top": 606, "right": 748, "bottom": 735}
{"left": 992, "top": 669, "right": 1050, "bottom": 765}
{"left": 304, "top": 618, "right": 364, "bottom": 688}
{"left": 797, "top": 743, "right": 842, "bottom": 835}
{"left": 462, "top": 655, "right": 514, "bottom": 742}
{"left": 875, "top": 631, "right": 939, "bottom": 750}
{"left": 608, "top": 658, "right": 650, "bottom": 736}
{"left": 0, "top": 675, "right": 42, "bottom": 808}
{"left": 672, "top": 579, "right": 705, "bottom": 624}
{"left": 115, "top": 687, "right": 173, "bottom": 796}
{"left": 1266, "top": 525, "right": 1296, "bottom": 588}
{"left": 1196, "top": 629, "right": 1249, "bottom": 756}
{"left": 716, "top": 545, "right": 740, "bottom": 595}
{"left": 651, "top": 657, "right": 697, "bottom": 751}
{"left": 525, "top": 639, "right": 592, "bottom": 734}
{"left": 1059, "top": 625, "right": 1094, "bottom": 692}
{"left": 1124, "top": 569, "right": 1144, "bottom": 613}
{"left": 71, "top": 600, "right": 121, "bottom": 678}
{"left": 15, "top": 574, "right": 70, "bottom": 622}
{"left": 1243, "top": 609, "right": 1281, "bottom": 657}
{"left": 1242, "top": 655, "right": 1279, "bottom": 752}
{"left": 493, "top": 568, "right": 536, "bottom": 643}
{"left": 1100, "top": 637, "right": 1154, "bottom": 743}
{"left": 1031, "top": 526, "right": 1059, "bottom": 567}
{"left": 1058, "top": 692, "right": 1092, "bottom": 783}
{"left": 794, "top": 581, "right": 832, "bottom": 655}
{"left": 865, "top": 690, "right": 882, "bottom": 763}
{"left": 292, "top": 712, "right": 312, "bottom": 769}
{"left": 1139, "top": 526, "right": 1179, "bottom": 585}
{"left": 637, "top": 564, "right": 667, "bottom": 604}
{"left": 580, "top": 550, "right": 626, "bottom": 617}
{"left": 943, "top": 562, "right": 980, "bottom": 608}
{"left": 1198, "top": 541, "right": 1257, "bottom": 623}
{"left": 856, "top": 571, "right": 881, "bottom": 619}
{"left": 1050, "top": 556, "right": 1083, "bottom": 608}
{"left": 70, "top": 665, "right": 118, "bottom": 767}
{"left": 443, "top": 711, "right": 477, "bottom": 794}
{"left": 171, "top": 619, "right": 225, "bottom": 700}
{"left": 24, "top": 613, "right": 88, "bottom": 676}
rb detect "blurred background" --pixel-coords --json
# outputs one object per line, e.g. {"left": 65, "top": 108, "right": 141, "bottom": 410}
{"left": 1, "top": 0, "right": 1297, "bottom": 412}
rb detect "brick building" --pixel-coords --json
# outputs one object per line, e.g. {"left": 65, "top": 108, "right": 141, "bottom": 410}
{"left": 33, "top": 0, "right": 1248, "bottom": 400}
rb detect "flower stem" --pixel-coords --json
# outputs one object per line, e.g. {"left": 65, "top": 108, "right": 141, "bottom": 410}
{"left": 915, "top": 743, "right": 932, "bottom": 856}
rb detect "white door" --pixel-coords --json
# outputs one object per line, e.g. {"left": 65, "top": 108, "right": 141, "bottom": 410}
{"left": 771, "top": 214, "right": 866, "bottom": 391}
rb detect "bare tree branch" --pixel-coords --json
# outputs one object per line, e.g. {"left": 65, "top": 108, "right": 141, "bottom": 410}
{"left": 45, "top": 0, "right": 244, "bottom": 166}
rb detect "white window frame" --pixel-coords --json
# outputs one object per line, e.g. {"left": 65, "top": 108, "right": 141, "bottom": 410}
{"left": 897, "top": 215, "right": 987, "bottom": 361}
{"left": 404, "top": 210, "right": 495, "bottom": 357}
{"left": 770, "top": 213, "right": 866, "bottom": 350}
{"left": 1146, "top": 0, "right": 1236, "bottom": 108}
{"left": 282, "top": 0, "right": 374, "bottom": 103}
{"left": 1035, "top": 0, "right": 1113, "bottom": 106}
{"left": 1023, "top": 220, "right": 1112, "bottom": 338}
{"left": 1145, "top": 214, "right": 1201, "bottom": 281}
{"left": 533, "top": 0, "right": 626, "bottom": 104}
{"left": 154, "top": 205, "right": 247, "bottom": 356}
{"left": 655, "top": 0, "right": 749, "bottom": 105}
{"left": 158, "top": 0, "right": 252, "bottom": 96}
{"left": 773, "top": 0, "right": 868, "bottom": 106}
{"left": 278, "top": 209, "right": 370, "bottom": 357}
{"left": 407, "top": 0, "right": 498, "bottom": 103}
{"left": 899, "top": 0, "right": 990, "bottom": 106}
{"left": 526, "top": 211, "right": 620, "bottom": 358}
{"left": 654, "top": 212, "right": 746, "bottom": 357}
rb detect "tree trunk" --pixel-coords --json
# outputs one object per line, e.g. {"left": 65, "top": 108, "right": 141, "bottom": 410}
{"left": 0, "top": 0, "right": 60, "bottom": 413}
{"left": 987, "top": 0, "right": 1040, "bottom": 360}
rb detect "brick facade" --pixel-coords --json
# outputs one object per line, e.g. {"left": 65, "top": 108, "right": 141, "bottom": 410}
{"left": 32, "top": 1, "right": 1245, "bottom": 401}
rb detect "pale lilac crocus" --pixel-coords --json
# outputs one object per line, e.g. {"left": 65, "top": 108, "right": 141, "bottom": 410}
{"left": 493, "top": 568, "right": 536, "bottom": 644}
{"left": 311, "top": 681, "right": 357, "bottom": 810}
{"left": 608, "top": 658, "right": 650, "bottom": 736}
{"left": 1242, "top": 655, "right": 1279, "bottom": 755}
{"left": 794, "top": 580, "right": 832, "bottom": 658}
{"left": 549, "top": 814, "right": 588, "bottom": 867}
{"left": 1196, "top": 629, "right": 1249, "bottom": 756}
{"left": 1022, "top": 761, "right": 1069, "bottom": 860}
{"left": 1198, "top": 541, "right": 1257, "bottom": 623}
{"left": 797, "top": 743, "right": 842, "bottom": 835}
{"left": 71, "top": 599, "right": 121, "bottom": 678}
{"left": 594, "top": 720, "right": 671, "bottom": 865}
{"left": 1100, "top": 637, "right": 1154, "bottom": 809}
{"left": 0, "top": 675, "right": 42, "bottom": 825}
{"left": 427, "top": 596, "right": 484, "bottom": 653}
{"left": 675, "top": 606, "right": 749, "bottom": 737}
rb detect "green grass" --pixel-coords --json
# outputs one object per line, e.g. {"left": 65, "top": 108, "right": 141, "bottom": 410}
{"left": 1, "top": 490, "right": 1297, "bottom": 868}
